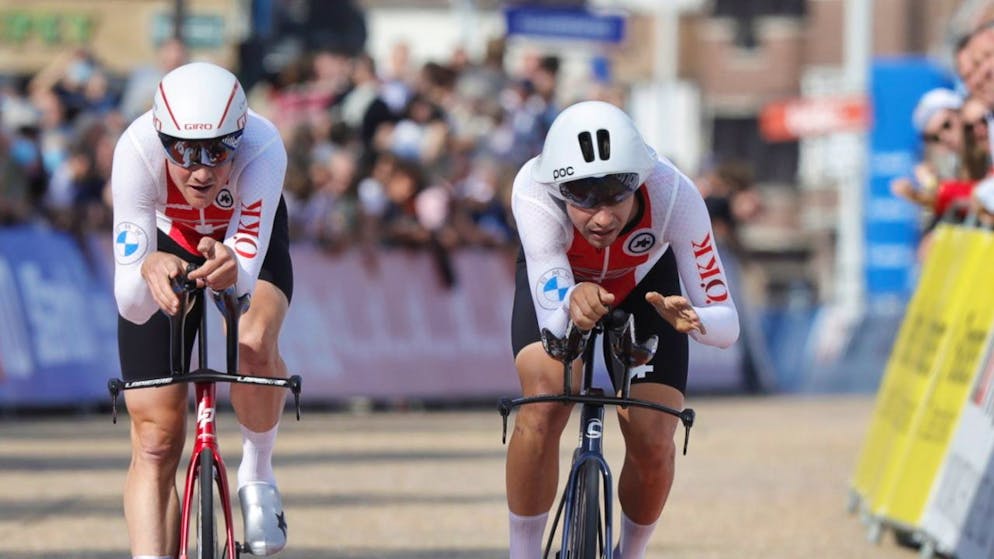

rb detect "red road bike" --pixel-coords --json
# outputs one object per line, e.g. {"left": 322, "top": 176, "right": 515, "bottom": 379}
{"left": 109, "top": 268, "right": 302, "bottom": 558}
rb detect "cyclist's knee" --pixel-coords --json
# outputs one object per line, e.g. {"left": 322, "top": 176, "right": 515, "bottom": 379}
{"left": 514, "top": 404, "right": 571, "bottom": 441}
{"left": 238, "top": 326, "right": 280, "bottom": 372}
{"left": 132, "top": 420, "right": 184, "bottom": 470}
{"left": 627, "top": 435, "right": 676, "bottom": 472}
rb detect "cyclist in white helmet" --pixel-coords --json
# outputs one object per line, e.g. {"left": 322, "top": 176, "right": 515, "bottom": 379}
{"left": 112, "top": 61, "right": 292, "bottom": 558}
{"left": 507, "top": 100, "right": 740, "bottom": 558}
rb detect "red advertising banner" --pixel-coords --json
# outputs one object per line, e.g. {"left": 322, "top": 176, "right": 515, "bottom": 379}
{"left": 759, "top": 95, "right": 871, "bottom": 142}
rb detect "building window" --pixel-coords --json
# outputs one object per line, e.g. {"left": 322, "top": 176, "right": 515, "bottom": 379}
{"left": 713, "top": 0, "right": 806, "bottom": 17}
{"left": 713, "top": 0, "right": 806, "bottom": 49}
{"left": 712, "top": 117, "right": 799, "bottom": 184}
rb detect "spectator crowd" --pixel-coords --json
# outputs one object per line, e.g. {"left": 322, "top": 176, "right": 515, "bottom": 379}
{"left": 0, "top": 38, "right": 619, "bottom": 263}
{"left": 0, "top": 34, "right": 767, "bottom": 294}
{"left": 890, "top": 19, "right": 994, "bottom": 261}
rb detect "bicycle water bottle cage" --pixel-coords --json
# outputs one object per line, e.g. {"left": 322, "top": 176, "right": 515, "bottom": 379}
{"left": 540, "top": 323, "right": 591, "bottom": 363}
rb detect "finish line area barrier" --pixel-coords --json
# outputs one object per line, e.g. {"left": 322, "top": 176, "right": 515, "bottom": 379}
{"left": 0, "top": 226, "right": 751, "bottom": 409}
{"left": 848, "top": 223, "right": 994, "bottom": 558}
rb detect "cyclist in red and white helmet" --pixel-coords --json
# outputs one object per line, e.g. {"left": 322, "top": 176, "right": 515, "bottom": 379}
{"left": 507, "top": 100, "right": 739, "bottom": 558}
{"left": 112, "top": 61, "right": 292, "bottom": 558}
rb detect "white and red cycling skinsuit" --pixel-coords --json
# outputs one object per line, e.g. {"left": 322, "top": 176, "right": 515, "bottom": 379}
{"left": 511, "top": 155, "right": 739, "bottom": 350}
{"left": 111, "top": 109, "right": 287, "bottom": 325}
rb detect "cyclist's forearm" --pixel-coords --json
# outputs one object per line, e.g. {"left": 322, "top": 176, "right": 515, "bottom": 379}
{"left": 689, "top": 304, "right": 739, "bottom": 348}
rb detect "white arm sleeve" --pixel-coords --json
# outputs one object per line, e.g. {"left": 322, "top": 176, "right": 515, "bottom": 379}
{"left": 111, "top": 130, "right": 161, "bottom": 325}
{"left": 664, "top": 176, "right": 740, "bottom": 348}
{"left": 223, "top": 134, "right": 287, "bottom": 296}
{"left": 512, "top": 189, "right": 574, "bottom": 337}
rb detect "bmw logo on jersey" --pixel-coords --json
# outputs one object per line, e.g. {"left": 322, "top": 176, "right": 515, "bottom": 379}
{"left": 114, "top": 222, "right": 149, "bottom": 265}
{"left": 536, "top": 268, "right": 572, "bottom": 309}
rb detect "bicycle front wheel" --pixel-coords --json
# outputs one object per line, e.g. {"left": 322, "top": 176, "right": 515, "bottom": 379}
{"left": 196, "top": 451, "right": 218, "bottom": 559}
{"left": 565, "top": 460, "right": 601, "bottom": 559}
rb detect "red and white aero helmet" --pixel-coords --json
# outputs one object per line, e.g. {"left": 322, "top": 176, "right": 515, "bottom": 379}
{"left": 531, "top": 100, "right": 657, "bottom": 187}
{"left": 153, "top": 62, "right": 247, "bottom": 140}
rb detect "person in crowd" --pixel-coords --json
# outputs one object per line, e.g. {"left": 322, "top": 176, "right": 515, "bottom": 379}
{"left": 118, "top": 38, "right": 188, "bottom": 122}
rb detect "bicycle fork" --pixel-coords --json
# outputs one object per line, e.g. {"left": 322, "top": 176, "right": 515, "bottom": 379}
{"left": 178, "top": 381, "right": 238, "bottom": 559}
{"left": 560, "top": 401, "right": 614, "bottom": 559}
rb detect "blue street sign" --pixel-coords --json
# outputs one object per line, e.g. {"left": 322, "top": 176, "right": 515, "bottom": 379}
{"left": 504, "top": 6, "right": 626, "bottom": 44}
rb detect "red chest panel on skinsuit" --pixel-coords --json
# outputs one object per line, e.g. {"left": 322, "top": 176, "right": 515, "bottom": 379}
{"left": 566, "top": 187, "right": 656, "bottom": 302}
{"left": 163, "top": 165, "right": 233, "bottom": 255}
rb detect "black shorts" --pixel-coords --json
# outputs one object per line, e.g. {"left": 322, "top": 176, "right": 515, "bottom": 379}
{"left": 117, "top": 196, "right": 293, "bottom": 382}
{"left": 510, "top": 246, "right": 689, "bottom": 394}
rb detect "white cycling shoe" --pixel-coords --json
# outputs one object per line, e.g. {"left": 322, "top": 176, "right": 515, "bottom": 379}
{"left": 239, "top": 482, "right": 288, "bottom": 555}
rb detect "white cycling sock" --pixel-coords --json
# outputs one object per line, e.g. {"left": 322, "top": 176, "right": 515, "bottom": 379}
{"left": 509, "top": 510, "right": 549, "bottom": 559}
{"left": 615, "top": 511, "right": 657, "bottom": 559}
{"left": 237, "top": 423, "right": 278, "bottom": 490}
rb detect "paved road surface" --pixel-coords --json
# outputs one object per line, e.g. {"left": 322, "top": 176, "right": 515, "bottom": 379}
{"left": 0, "top": 395, "right": 914, "bottom": 558}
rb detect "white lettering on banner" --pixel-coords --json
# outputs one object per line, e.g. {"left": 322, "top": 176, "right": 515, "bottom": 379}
{"left": 867, "top": 198, "right": 918, "bottom": 222}
{"left": 0, "top": 258, "right": 33, "bottom": 377}
{"left": 17, "top": 262, "right": 99, "bottom": 366}
{"left": 866, "top": 244, "right": 915, "bottom": 269}
{"left": 871, "top": 151, "right": 914, "bottom": 178}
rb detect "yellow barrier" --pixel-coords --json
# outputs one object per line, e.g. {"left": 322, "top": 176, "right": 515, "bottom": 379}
{"left": 874, "top": 228, "right": 994, "bottom": 526}
{"left": 850, "top": 224, "right": 966, "bottom": 504}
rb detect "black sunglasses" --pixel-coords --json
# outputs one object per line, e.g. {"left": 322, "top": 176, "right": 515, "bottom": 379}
{"left": 965, "top": 112, "right": 993, "bottom": 130}
{"left": 158, "top": 130, "right": 243, "bottom": 169}
{"left": 922, "top": 118, "right": 955, "bottom": 144}
{"left": 559, "top": 173, "right": 641, "bottom": 209}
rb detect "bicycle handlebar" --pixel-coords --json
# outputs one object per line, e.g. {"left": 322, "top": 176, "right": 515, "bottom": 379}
{"left": 108, "top": 263, "right": 302, "bottom": 422}
{"left": 497, "top": 393, "right": 695, "bottom": 454}
{"left": 503, "top": 309, "right": 696, "bottom": 454}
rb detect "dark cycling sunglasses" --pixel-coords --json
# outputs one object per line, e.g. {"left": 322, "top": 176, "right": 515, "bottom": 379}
{"left": 559, "top": 173, "right": 641, "bottom": 209}
{"left": 158, "top": 130, "right": 243, "bottom": 169}
{"left": 922, "top": 118, "right": 955, "bottom": 144}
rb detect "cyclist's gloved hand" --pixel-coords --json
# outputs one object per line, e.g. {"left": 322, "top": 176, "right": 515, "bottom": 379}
{"left": 140, "top": 251, "right": 190, "bottom": 316}
{"left": 188, "top": 237, "right": 238, "bottom": 291}
{"left": 646, "top": 292, "right": 707, "bottom": 335}
{"left": 569, "top": 282, "right": 615, "bottom": 330}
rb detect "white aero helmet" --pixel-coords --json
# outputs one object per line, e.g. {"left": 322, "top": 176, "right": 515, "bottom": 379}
{"left": 153, "top": 62, "right": 247, "bottom": 140}
{"left": 531, "top": 100, "right": 657, "bottom": 188}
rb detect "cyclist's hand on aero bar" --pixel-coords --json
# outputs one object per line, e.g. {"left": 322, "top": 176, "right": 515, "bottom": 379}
{"left": 646, "top": 292, "right": 707, "bottom": 335}
{"left": 141, "top": 251, "right": 190, "bottom": 316}
{"left": 569, "top": 282, "right": 615, "bottom": 330}
{"left": 188, "top": 237, "right": 238, "bottom": 291}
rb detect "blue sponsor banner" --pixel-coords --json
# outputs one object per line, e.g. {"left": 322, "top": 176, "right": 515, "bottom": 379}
{"left": 503, "top": 5, "right": 626, "bottom": 44}
{"left": 0, "top": 226, "right": 119, "bottom": 407}
{"left": 866, "top": 58, "right": 954, "bottom": 300}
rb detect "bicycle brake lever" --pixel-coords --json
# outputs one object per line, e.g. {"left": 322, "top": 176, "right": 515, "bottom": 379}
{"left": 289, "top": 375, "right": 302, "bottom": 421}
{"left": 680, "top": 408, "right": 696, "bottom": 455}
{"left": 108, "top": 379, "right": 123, "bottom": 424}
{"left": 498, "top": 398, "right": 512, "bottom": 444}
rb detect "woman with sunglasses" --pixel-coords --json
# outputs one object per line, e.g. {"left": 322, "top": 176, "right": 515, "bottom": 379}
{"left": 506, "top": 100, "right": 739, "bottom": 559}
{"left": 110, "top": 62, "right": 293, "bottom": 558}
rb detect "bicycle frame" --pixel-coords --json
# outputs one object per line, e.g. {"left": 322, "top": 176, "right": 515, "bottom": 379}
{"left": 109, "top": 272, "right": 302, "bottom": 559}
{"left": 176, "top": 286, "right": 237, "bottom": 558}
